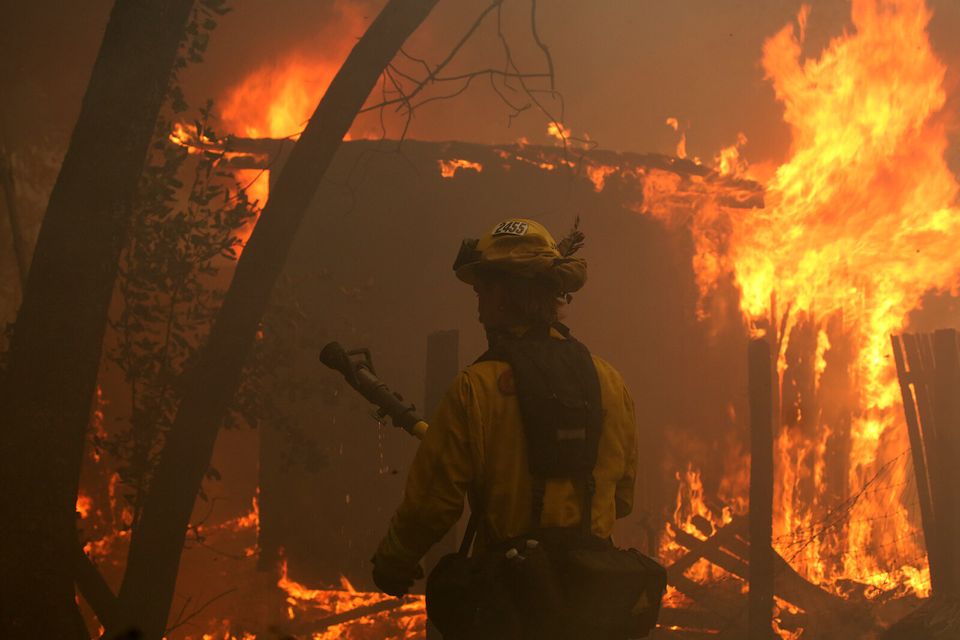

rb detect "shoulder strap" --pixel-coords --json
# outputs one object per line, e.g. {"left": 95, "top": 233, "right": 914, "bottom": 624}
{"left": 484, "top": 325, "right": 603, "bottom": 534}
{"left": 458, "top": 511, "right": 479, "bottom": 556}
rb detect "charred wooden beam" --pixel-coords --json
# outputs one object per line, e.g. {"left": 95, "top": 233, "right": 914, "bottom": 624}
{"left": 669, "top": 516, "right": 854, "bottom": 620}
{"left": 770, "top": 551, "right": 856, "bottom": 617}
{"left": 668, "top": 516, "right": 748, "bottom": 577}
{"left": 672, "top": 527, "right": 749, "bottom": 580}
{"left": 892, "top": 330, "right": 960, "bottom": 596}
{"left": 892, "top": 334, "right": 943, "bottom": 594}
{"left": 933, "top": 330, "right": 960, "bottom": 590}
{"left": 282, "top": 596, "right": 420, "bottom": 636}
{"left": 313, "top": 597, "right": 418, "bottom": 629}
{"left": 666, "top": 573, "right": 738, "bottom": 627}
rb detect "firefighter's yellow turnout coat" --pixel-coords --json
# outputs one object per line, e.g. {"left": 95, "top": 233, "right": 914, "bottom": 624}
{"left": 375, "top": 329, "right": 637, "bottom": 567}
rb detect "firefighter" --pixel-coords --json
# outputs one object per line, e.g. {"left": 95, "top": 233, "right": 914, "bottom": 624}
{"left": 371, "top": 218, "right": 659, "bottom": 638}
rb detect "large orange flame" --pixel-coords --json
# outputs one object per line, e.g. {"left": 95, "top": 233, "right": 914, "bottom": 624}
{"left": 678, "top": 0, "right": 959, "bottom": 598}
{"left": 218, "top": 4, "right": 367, "bottom": 141}
{"left": 220, "top": 53, "right": 343, "bottom": 141}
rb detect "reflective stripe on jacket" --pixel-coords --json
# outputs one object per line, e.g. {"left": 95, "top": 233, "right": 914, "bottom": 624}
{"left": 377, "top": 337, "right": 637, "bottom": 565}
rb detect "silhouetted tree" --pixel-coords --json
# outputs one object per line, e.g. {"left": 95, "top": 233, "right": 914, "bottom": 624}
{"left": 0, "top": 1, "right": 202, "bottom": 637}
{"left": 108, "top": 1, "right": 442, "bottom": 636}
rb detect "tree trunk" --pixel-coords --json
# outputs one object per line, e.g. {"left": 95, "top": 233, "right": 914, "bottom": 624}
{"left": 109, "top": 1, "right": 440, "bottom": 637}
{"left": 0, "top": 2, "right": 194, "bottom": 638}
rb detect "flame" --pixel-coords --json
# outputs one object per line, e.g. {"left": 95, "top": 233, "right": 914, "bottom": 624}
{"left": 164, "top": 121, "right": 268, "bottom": 253}
{"left": 752, "top": 0, "right": 950, "bottom": 598}
{"left": 665, "top": 0, "right": 956, "bottom": 598}
{"left": 773, "top": 596, "right": 804, "bottom": 640}
{"left": 90, "top": 386, "right": 106, "bottom": 463}
{"left": 277, "top": 558, "right": 426, "bottom": 639}
{"left": 169, "top": 122, "right": 210, "bottom": 153}
{"left": 547, "top": 121, "right": 572, "bottom": 143}
{"left": 438, "top": 159, "right": 483, "bottom": 178}
{"left": 233, "top": 169, "right": 270, "bottom": 211}
{"left": 75, "top": 493, "right": 92, "bottom": 520}
{"left": 659, "top": 465, "right": 739, "bottom": 584}
{"left": 666, "top": 117, "right": 688, "bottom": 159}
{"left": 586, "top": 164, "right": 618, "bottom": 192}
{"left": 218, "top": 4, "right": 366, "bottom": 142}
{"left": 661, "top": 584, "right": 694, "bottom": 609}
{"left": 233, "top": 493, "right": 260, "bottom": 531}
{"left": 494, "top": 148, "right": 574, "bottom": 173}
{"left": 716, "top": 132, "right": 748, "bottom": 178}
{"left": 220, "top": 53, "right": 345, "bottom": 140}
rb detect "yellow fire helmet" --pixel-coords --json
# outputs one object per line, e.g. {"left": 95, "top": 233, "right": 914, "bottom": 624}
{"left": 453, "top": 218, "right": 587, "bottom": 293}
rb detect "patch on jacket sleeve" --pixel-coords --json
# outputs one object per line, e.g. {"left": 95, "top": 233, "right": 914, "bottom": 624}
{"left": 497, "top": 369, "right": 516, "bottom": 395}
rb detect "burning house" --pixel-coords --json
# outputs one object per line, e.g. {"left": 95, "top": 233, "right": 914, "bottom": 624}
{"left": 4, "top": 0, "right": 960, "bottom": 639}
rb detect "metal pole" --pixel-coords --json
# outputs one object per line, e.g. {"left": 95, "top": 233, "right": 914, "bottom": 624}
{"left": 933, "top": 329, "right": 960, "bottom": 589}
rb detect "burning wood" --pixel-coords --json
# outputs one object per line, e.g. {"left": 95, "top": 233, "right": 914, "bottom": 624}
{"left": 277, "top": 559, "right": 426, "bottom": 639}
{"left": 13, "top": 0, "right": 960, "bottom": 636}
{"left": 438, "top": 158, "right": 483, "bottom": 178}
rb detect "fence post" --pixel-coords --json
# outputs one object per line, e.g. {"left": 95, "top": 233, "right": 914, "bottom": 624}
{"left": 748, "top": 337, "right": 774, "bottom": 640}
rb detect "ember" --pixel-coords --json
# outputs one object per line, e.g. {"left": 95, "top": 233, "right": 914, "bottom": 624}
{"left": 438, "top": 158, "right": 483, "bottom": 178}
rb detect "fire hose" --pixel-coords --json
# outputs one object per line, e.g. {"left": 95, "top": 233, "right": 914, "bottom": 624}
{"left": 319, "top": 341, "right": 429, "bottom": 440}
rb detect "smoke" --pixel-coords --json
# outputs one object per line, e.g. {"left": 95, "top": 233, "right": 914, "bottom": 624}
{"left": 5, "top": 1, "right": 960, "bottom": 163}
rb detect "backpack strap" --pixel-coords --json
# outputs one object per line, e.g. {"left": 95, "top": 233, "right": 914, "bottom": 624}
{"left": 477, "top": 323, "right": 603, "bottom": 536}
{"left": 458, "top": 511, "right": 480, "bottom": 556}
{"left": 530, "top": 475, "right": 547, "bottom": 532}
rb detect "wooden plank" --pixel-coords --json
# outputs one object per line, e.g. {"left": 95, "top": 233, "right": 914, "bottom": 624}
{"left": 933, "top": 330, "right": 960, "bottom": 588}
{"left": 666, "top": 573, "right": 738, "bottom": 627}
{"left": 771, "top": 551, "right": 855, "bottom": 617}
{"left": 891, "top": 334, "right": 942, "bottom": 594}
{"left": 673, "top": 528, "right": 749, "bottom": 581}
{"left": 903, "top": 334, "right": 937, "bottom": 449}
{"left": 902, "top": 333, "right": 953, "bottom": 593}
{"left": 748, "top": 338, "right": 774, "bottom": 639}
{"left": 722, "top": 532, "right": 750, "bottom": 561}
{"left": 666, "top": 519, "right": 748, "bottom": 630}
{"left": 668, "top": 516, "right": 749, "bottom": 576}
{"left": 656, "top": 607, "right": 725, "bottom": 638}
{"left": 905, "top": 333, "right": 954, "bottom": 592}
{"left": 675, "top": 526, "right": 851, "bottom": 618}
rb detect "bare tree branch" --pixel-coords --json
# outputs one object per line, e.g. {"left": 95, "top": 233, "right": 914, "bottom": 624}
{"left": 164, "top": 588, "right": 238, "bottom": 635}
{"left": 530, "top": 0, "right": 555, "bottom": 91}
